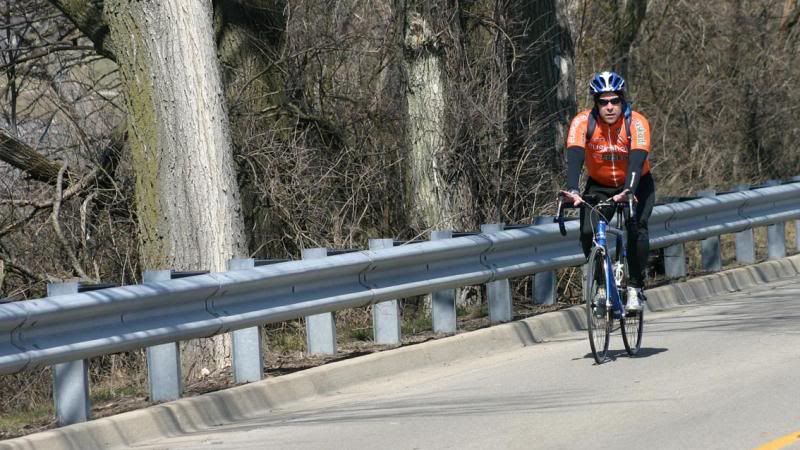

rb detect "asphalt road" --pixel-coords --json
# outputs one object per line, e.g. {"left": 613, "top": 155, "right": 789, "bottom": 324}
{"left": 129, "top": 279, "right": 800, "bottom": 450}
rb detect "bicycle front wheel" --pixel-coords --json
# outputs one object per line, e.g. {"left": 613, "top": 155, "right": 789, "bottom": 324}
{"left": 585, "top": 247, "right": 611, "bottom": 364}
{"left": 621, "top": 302, "right": 644, "bottom": 356}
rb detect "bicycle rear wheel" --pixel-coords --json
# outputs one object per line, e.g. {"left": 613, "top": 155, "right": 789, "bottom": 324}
{"left": 585, "top": 247, "right": 611, "bottom": 364}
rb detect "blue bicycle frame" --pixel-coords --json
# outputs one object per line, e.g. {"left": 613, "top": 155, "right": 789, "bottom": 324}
{"left": 555, "top": 193, "right": 634, "bottom": 319}
{"left": 555, "top": 190, "right": 642, "bottom": 362}
{"left": 595, "top": 219, "right": 627, "bottom": 319}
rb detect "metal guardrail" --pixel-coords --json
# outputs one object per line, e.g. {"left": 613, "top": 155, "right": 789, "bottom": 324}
{"left": 1, "top": 183, "right": 800, "bottom": 377}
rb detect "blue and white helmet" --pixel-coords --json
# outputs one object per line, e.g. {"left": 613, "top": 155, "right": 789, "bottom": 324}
{"left": 589, "top": 71, "right": 625, "bottom": 96}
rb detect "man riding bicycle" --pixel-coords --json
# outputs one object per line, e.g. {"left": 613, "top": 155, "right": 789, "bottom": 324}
{"left": 561, "top": 71, "right": 656, "bottom": 312}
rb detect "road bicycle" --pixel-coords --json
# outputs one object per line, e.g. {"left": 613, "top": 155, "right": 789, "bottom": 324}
{"left": 555, "top": 192, "right": 644, "bottom": 364}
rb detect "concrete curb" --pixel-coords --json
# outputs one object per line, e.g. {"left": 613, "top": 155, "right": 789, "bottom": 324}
{"left": 3, "top": 254, "right": 799, "bottom": 450}
{"left": 645, "top": 254, "right": 800, "bottom": 311}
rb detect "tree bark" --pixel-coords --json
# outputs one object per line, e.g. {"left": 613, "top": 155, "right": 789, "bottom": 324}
{"left": 47, "top": 0, "right": 117, "bottom": 60}
{"left": 214, "top": 0, "right": 286, "bottom": 112}
{"left": 509, "top": 0, "right": 576, "bottom": 172}
{"left": 401, "top": 2, "right": 474, "bottom": 231}
{"left": 101, "top": 0, "right": 247, "bottom": 378}
{"left": 611, "top": 0, "right": 648, "bottom": 78}
{"left": 403, "top": 10, "right": 449, "bottom": 229}
{"left": 213, "top": 0, "right": 287, "bottom": 253}
{"left": 0, "top": 129, "right": 65, "bottom": 184}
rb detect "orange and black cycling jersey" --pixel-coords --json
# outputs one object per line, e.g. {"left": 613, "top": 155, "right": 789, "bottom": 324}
{"left": 566, "top": 109, "right": 651, "bottom": 188}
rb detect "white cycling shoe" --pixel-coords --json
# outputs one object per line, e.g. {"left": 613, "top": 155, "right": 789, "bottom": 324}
{"left": 626, "top": 287, "right": 644, "bottom": 312}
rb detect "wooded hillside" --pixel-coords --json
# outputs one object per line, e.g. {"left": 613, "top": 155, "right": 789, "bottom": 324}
{"left": 1, "top": 0, "right": 799, "bottom": 425}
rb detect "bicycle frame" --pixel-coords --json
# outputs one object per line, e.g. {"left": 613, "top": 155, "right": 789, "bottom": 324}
{"left": 555, "top": 190, "right": 643, "bottom": 362}
{"left": 555, "top": 193, "right": 634, "bottom": 318}
{"left": 595, "top": 219, "right": 626, "bottom": 319}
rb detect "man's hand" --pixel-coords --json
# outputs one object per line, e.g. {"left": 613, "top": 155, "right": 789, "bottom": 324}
{"left": 561, "top": 189, "right": 583, "bottom": 207}
{"left": 611, "top": 189, "right": 631, "bottom": 203}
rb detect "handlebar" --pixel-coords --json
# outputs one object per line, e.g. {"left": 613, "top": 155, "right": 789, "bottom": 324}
{"left": 554, "top": 192, "right": 636, "bottom": 236}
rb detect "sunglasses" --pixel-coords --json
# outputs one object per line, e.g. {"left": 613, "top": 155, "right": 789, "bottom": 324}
{"left": 596, "top": 97, "right": 622, "bottom": 106}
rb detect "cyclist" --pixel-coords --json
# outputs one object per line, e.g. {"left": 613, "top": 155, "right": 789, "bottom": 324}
{"left": 561, "top": 71, "right": 656, "bottom": 312}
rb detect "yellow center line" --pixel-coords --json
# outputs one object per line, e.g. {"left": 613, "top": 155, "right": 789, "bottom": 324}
{"left": 755, "top": 431, "right": 800, "bottom": 450}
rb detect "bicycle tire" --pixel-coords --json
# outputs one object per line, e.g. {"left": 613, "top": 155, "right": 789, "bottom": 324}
{"left": 621, "top": 302, "right": 644, "bottom": 356}
{"left": 620, "top": 254, "right": 644, "bottom": 356}
{"left": 585, "top": 247, "right": 611, "bottom": 364}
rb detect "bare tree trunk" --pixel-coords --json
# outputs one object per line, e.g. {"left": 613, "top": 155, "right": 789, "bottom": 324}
{"left": 509, "top": 0, "right": 576, "bottom": 173}
{"left": 214, "top": 0, "right": 285, "bottom": 108}
{"left": 611, "top": 0, "right": 648, "bottom": 78}
{"left": 402, "top": 4, "right": 466, "bottom": 230}
{"left": 105, "top": 0, "right": 247, "bottom": 379}
{"left": 213, "top": 0, "right": 287, "bottom": 255}
{"left": 403, "top": 12, "right": 449, "bottom": 229}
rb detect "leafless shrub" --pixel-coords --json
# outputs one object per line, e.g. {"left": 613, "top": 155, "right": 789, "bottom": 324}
{"left": 575, "top": 0, "right": 800, "bottom": 194}
{"left": 0, "top": 0, "right": 134, "bottom": 299}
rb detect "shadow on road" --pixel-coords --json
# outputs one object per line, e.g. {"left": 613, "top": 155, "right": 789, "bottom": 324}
{"left": 583, "top": 347, "right": 668, "bottom": 363}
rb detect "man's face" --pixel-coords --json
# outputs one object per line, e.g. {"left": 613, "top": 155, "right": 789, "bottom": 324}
{"left": 596, "top": 92, "right": 623, "bottom": 124}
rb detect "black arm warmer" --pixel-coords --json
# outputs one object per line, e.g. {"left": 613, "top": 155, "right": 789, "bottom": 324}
{"left": 566, "top": 146, "right": 585, "bottom": 191}
{"left": 623, "top": 150, "right": 648, "bottom": 193}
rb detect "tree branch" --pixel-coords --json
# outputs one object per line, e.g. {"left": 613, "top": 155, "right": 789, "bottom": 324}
{"left": 0, "top": 43, "right": 96, "bottom": 72}
{"left": 45, "top": 0, "right": 116, "bottom": 61}
{"left": 781, "top": 0, "right": 800, "bottom": 33}
{"left": 51, "top": 163, "right": 93, "bottom": 281}
{"left": 0, "top": 128, "right": 67, "bottom": 185}
{"left": 612, "top": 0, "right": 648, "bottom": 77}
{"left": 1, "top": 257, "right": 49, "bottom": 286}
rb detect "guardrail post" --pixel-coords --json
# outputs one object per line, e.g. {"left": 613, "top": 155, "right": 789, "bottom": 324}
{"left": 532, "top": 217, "right": 556, "bottom": 305}
{"left": 765, "top": 180, "right": 786, "bottom": 260}
{"left": 143, "top": 270, "right": 183, "bottom": 402}
{"left": 228, "top": 258, "right": 265, "bottom": 383}
{"left": 430, "top": 230, "right": 457, "bottom": 334}
{"left": 698, "top": 190, "right": 721, "bottom": 272}
{"left": 48, "top": 282, "right": 90, "bottom": 426}
{"left": 369, "top": 239, "right": 401, "bottom": 345}
{"left": 794, "top": 177, "right": 800, "bottom": 252}
{"left": 481, "top": 223, "right": 512, "bottom": 323}
{"left": 734, "top": 184, "right": 756, "bottom": 265}
{"left": 796, "top": 218, "right": 800, "bottom": 253}
{"left": 664, "top": 244, "right": 687, "bottom": 278}
{"left": 303, "top": 248, "right": 337, "bottom": 355}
